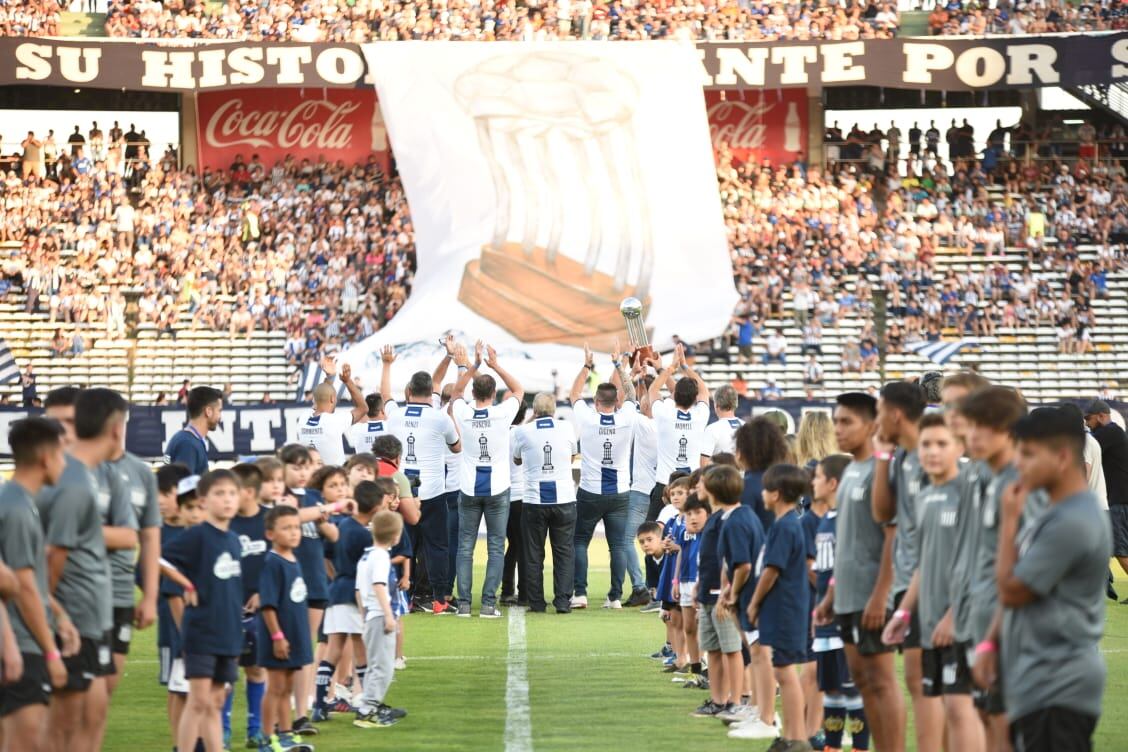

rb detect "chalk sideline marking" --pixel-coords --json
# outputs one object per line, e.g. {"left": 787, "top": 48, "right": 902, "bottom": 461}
{"left": 505, "top": 606, "right": 533, "bottom": 752}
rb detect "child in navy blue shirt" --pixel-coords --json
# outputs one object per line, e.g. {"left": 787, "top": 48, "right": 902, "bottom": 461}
{"left": 229, "top": 463, "right": 270, "bottom": 747}
{"left": 744, "top": 464, "right": 813, "bottom": 750}
{"left": 655, "top": 478, "right": 689, "bottom": 673}
{"left": 256, "top": 505, "right": 313, "bottom": 752}
{"left": 154, "top": 464, "right": 195, "bottom": 748}
{"left": 159, "top": 469, "right": 244, "bottom": 752}
{"left": 315, "top": 473, "right": 385, "bottom": 720}
{"left": 676, "top": 495, "right": 709, "bottom": 686}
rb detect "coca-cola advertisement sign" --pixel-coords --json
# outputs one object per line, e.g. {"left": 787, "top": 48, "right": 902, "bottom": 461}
{"left": 196, "top": 88, "right": 388, "bottom": 171}
{"left": 705, "top": 89, "right": 808, "bottom": 165}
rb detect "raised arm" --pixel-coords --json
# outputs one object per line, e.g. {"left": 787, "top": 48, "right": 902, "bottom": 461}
{"left": 485, "top": 345, "right": 524, "bottom": 403}
{"left": 448, "top": 344, "right": 477, "bottom": 412}
{"left": 379, "top": 345, "right": 395, "bottom": 403}
{"left": 432, "top": 334, "right": 456, "bottom": 388}
{"left": 610, "top": 339, "right": 635, "bottom": 403}
{"left": 680, "top": 347, "right": 711, "bottom": 404}
{"left": 569, "top": 343, "right": 594, "bottom": 405}
{"left": 339, "top": 363, "right": 368, "bottom": 424}
{"left": 648, "top": 352, "right": 674, "bottom": 406}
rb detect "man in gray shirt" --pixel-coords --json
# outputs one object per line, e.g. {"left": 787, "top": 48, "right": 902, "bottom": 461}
{"left": 36, "top": 388, "right": 136, "bottom": 752}
{"left": 0, "top": 417, "right": 78, "bottom": 749}
{"left": 815, "top": 392, "right": 903, "bottom": 752}
{"left": 989, "top": 407, "right": 1111, "bottom": 752}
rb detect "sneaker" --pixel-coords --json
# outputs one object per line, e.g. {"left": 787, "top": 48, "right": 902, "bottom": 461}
{"left": 683, "top": 675, "right": 709, "bottom": 690}
{"left": 246, "top": 733, "right": 269, "bottom": 749}
{"left": 414, "top": 600, "right": 434, "bottom": 614}
{"left": 224, "top": 727, "right": 232, "bottom": 751}
{"left": 353, "top": 709, "right": 399, "bottom": 729}
{"left": 649, "top": 644, "right": 674, "bottom": 660}
{"left": 394, "top": 657, "right": 407, "bottom": 670}
{"left": 377, "top": 702, "right": 408, "bottom": 719}
{"left": 570, "top": 595, "right": 588, "bottom": 609}
{"left": 601, "top": 598, "right": 623, "bottom": 609}
{"left": 433, "top": 600, "right": 454, "bottom": 615}
{"left": 639, "top": 600, "right": 662, "bottom": 614}
{"left": 624, "top": 588, "right": 652, "bottom": 607}
{"left": 691, "top": 700, "right": 724, "bottom": 718}
{"left": 277, "top": 732, "right": 313, "bottom": 750}
{"left": 480, "top": 605, "right": 502, "bottom": 619}
{"left": 329, "top": 698, "right": 354, "bottom": 714}
{"left": 808, "top": 731, "right": 826, "bottom": 750}
{"left": 773, "top": 740, "right": 813, "bottom": 752}
{"left": 457, "top": 602, "right": 472, "bottom": 618}
{"left": 663, "top": 661, "right": 688, "bottom": 674}
{"left": 292, "top": 717, "right": 319, "bottom": 736}
{"left": 716, "top": 704, "right": 757, "bottom": 724}
{"left": 726, "top": 719, "right": 781, "bottom": 739}
{"left": 310, "top": 705, "right": 330, "bottom": 723}
{"left": 333, "top": 683, "right": 353, "bottom": 703}
{"left": 500, "top": 594, "right": 519, "bottom": 606}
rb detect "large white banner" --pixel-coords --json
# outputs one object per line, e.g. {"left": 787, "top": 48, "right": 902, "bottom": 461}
{"left": 343, "top": 42, "right": 734, "bottom": 394}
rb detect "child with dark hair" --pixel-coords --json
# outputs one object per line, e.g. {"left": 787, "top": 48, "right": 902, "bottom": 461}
{"left": 154, "top": 464, "right": 195, "bottom": 747}
{"left": 655, "top": 478, "right": 691, "bottom": 674}
{"left": 739, "top": 464, "right": 810, "bottom": 749}
{"left": 255, "top": 505, "right": 313, "bottom": 752}
{"left": 228, "top": 463, "right": 269, "bottom": 747}
{"left": 674, "top": 494, "right": 710, "bottom": 688}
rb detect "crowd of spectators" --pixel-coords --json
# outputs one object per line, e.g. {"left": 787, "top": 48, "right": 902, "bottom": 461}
{"left": 0, "top": 0, "right": 61, "bottom": 35}
{"left": 101, "top": 0, "right": 902, "bottom": 41}
{"left": 0, "top": 120, "right": 417, "bottom": 375}
{"left": 926, "top": 0, "right": 1128, "bottom": 35}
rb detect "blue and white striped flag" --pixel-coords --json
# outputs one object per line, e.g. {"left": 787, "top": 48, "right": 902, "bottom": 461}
{"left": 0, "top": 338, "right": 18, "bottom": 384}
{"left": 906, "top": 338, "right": 978, "bottom": 366}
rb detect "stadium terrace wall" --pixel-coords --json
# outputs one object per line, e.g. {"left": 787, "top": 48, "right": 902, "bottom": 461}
{"left": 3, "top": 35, "right": 1128, "bottom": 92}
{"left": 2, "top": 400, "right": 1124, "bottom": 461}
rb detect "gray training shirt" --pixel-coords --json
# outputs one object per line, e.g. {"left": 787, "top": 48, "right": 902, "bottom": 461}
{"left": 893, "top": 449, "right": 926, "bottom": 594}
{"left": 833, "top": 457, "right": 886, "bottom": 615}
{"left": 108, "top": 452, "right": 160, "bottom": 608}
{"left": 37, "top": 455, "right": 113, "bottom": 639}
{"left": 967, "top": 462, "right": 1019, "bottom": 644}
{"left": 1001, "top": 489, "right": 1111, "bottom": 721}
{"left": 951, "top": 460, "right": 987, "bottom": 644}
{"left": 914, "top": 472, "right": 966, "bottom": 649}
{"left": 95, "top": 461, "right": 140, "bottom": 609}
{"left": 0, "top": 482, "right": 54, "bottom": 655}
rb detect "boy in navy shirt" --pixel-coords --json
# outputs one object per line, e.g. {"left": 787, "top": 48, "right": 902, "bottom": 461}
{"left": 154, "top": 464, "right": 195, "bottom": 747}
{"left": 230, "top": 463, "right": 270, "bottom": 747}
{"left": 159, "top": 469, "right": 244, "bottom": 752}
{"left": 256, "top": 505, "right": 313, "bottom": 752}
{"left": 675, "top": 495, "right": 708, "bottom": 686}
{"left": 743, "top": 464, "right": 812, "bottom": 751}
{"left": 692, "top": 465, "right": 743, "bottom": 719}
{"left": 315, "top": 474, "right": 385, "bottom": 720}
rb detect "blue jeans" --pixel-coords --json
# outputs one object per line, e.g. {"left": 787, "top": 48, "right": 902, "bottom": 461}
{"left": 624, "top": 490, "right": 651, "bottom": 592}
{"left": 573, "top": 488, "right": 629, "bottom": 601}
{"left": 444, "top": 491, "right": 460, "bottom": 595}
{"left": 456, "top": 491, "right": 510, "bottom": 608}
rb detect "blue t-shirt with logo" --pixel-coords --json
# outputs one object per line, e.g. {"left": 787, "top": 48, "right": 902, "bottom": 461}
{"left": 161, "top": 521, "right": 243, "bottom": 656}
{"left": 330, "top": 516, "right": 374, "bottom": 606}
{"left": 256, "top": 552, "right": 311, "bottom": 669}
{"left": 230, "top": 506, "right": 269, "bottom": 603}
{"left": 719, "top": 504, "right": 765, "bottom": 631}
{"left": 695, "top": 511, "right": 726, "bottom": 606}
{"left": 292, "top": 489, "right": 330, "bottom": 604}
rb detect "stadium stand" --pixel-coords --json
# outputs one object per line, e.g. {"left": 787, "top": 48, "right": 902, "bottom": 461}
{"left": 1, "top": 113, "right": 1126, "bottom": 407}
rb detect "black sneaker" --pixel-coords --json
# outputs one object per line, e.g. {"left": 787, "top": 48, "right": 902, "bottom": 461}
{"left": 376, "top": 702, "right": 407, "bottom": 719}
{"left": 639, "top": 600, "right": 662, "bottom": 614}
{"left": 624, "top": 588, "right": 652, "bottom": 607}
{"left": 500, "top": 594, "right": 519, "bottom": 606}
{"left": 292, "top": 717, "right": 319, "bottom": 736}
{"left": 691, "top": 700, "right": 723, "bottom": 718}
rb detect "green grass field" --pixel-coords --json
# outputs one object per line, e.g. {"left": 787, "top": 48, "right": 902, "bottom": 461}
{"left": 103, "top": 544, "right": 1128, "bottom": 751}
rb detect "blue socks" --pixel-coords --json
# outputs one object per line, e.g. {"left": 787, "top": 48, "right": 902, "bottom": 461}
{"left": 845, "top": 693, "right": 870, "bottom": 751}
{"left": 221, "top": 687, "right": 233, "bottom": 736}
{"left": 315, "top": 661, "right": 335, "bottom": 709}
{"left": 823, "top": 694, "right": 846, "bottom": 749}
{"left": 356, "top": 664, "right": 367, "bottom": 691}
{"left": 246, "top": 679, "right": 265, "bottom": 737}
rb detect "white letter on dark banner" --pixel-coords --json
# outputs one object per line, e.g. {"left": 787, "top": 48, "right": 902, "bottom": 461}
{"left": 902, "top": 43, "right": 955, "bottom": 85}
{"left": 14, "top": 43, "right": 53, "bottom": 81}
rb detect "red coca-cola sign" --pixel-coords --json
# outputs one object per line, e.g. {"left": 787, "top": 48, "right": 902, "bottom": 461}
{"left": 196, "top": 88, "right": 388, "bottom": 171}
{"left": 705, "top": 88, "right": 808, "bottom": 165}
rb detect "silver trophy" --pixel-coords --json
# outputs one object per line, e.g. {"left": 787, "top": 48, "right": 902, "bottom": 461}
{"left": 620, "top": 297, "right": 656, "bottom": 367}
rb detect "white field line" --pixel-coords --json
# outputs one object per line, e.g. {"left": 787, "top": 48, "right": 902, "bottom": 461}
{"left": 505, "top": 607, "right": 533, "bottom": 752}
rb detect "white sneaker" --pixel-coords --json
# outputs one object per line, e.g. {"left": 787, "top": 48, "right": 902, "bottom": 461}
{"left": 727, "top": 719, "right": 780, "bottom": 740}
{"left": 716, "top": 704, "right": 757, "bottom": 724}
{"left": 601, "top": 598, "right": 622, "bottom": 609}
{"left": 570, "top": 595, "right": 588, "bottom": 609}
{"left": 394, "top": 657, "right": 406, "bottom": 670}
{"left": 334, "top": 683, "right": 353, "bottom": 703}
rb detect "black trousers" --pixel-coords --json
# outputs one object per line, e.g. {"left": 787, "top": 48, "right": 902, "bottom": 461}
{"left": 502, "top": 499, "right": 527, "bottom": 600}
{"left": 645, "top": 482, "right": 666, "bottom": 589}
{"left": 413, "top": 496, "right": 449, "bottom": 602}
{"left": 1011, "top": 707, "right": 1097, "bottom": 752}
{"left": 521, "top": 503, "right": 577, "bottom": 611}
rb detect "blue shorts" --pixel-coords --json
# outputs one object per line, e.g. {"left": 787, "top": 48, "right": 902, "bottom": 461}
{"left": 816, "top": 648, "right": 855, "bottom": 693}
{"left": 769, "top": 644, "right": 809, "bottom": 668}
{"left": 184, "top": 653, "right": 239, "bottom": 684}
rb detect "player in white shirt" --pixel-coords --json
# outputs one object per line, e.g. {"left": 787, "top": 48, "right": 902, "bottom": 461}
{"left": 297, "top": 362, "right": 367, "bottom": 466}
{"left": 447, "top": 344, "right": 524, "bottom": 618}
{"left": 347, "top": 393, "right": 390, "bottom": 455}
{"left": 646, "top": 343, "right": 711, "bottom": 509}
{"left": 702, "top": 384, "right": 743, "bottom": 457}
{"left": 568, "top": 344, "right": 640, "bottom": 610}
{"left": 513, "top": 393, "right": 579, "bottom": 612}
{"left": 380, "top": 346, "right": 462, "bottom": 613}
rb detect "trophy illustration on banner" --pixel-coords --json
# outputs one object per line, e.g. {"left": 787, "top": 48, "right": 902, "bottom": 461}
{"left": 620, "top": 296, "right": 656, "bottom": 368}
{"left": 452, "top": 51, "right": 653, "bottom": 352}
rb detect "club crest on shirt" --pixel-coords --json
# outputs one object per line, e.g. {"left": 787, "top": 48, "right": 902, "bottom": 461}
{"left": 239, "top": 535, "right": 267, "bottom": 557}
{"left": 213, "top": 551, "right": 242, "bottom": 580}
{"left": 291, "top": 576, "right": 308, "bottom": 603}
{"left": 851, "top": 486, "right": 864, "bottom": 501}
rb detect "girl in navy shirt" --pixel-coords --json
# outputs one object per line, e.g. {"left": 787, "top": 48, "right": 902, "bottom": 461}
{"left": 159, "top": 469, "right": 244, "bottom": 752}
{"left": 256, "top": 505, "right": 312, "bottom": 752}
